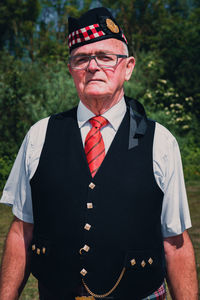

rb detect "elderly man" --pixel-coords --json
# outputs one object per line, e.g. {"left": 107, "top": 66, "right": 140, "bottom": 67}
{"left": 0, "top": 7, "right": 198, "bottom": 300}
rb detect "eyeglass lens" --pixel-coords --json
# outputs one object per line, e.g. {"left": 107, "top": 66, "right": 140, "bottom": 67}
{"left": 70, "top": 54, "right": 119, "bottom": 69}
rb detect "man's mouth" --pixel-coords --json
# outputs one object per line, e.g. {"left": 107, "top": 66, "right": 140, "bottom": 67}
{"left": 87, "top": 79, "right": 104, "bottom": 83}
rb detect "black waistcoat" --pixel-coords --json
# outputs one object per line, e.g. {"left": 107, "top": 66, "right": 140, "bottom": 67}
{"left": 30, "top": 97, "right": 165, "bottom": 300}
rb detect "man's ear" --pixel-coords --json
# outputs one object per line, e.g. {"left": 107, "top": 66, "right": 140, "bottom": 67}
{"left": 125, "top": 56, "right": 135, "bottom": 81}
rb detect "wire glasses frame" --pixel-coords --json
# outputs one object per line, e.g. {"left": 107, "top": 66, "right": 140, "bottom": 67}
{"left": 69, "top": 54, "right": 128, "bottom": 70}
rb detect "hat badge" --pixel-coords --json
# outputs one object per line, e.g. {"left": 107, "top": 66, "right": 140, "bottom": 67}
{"left": 106, "top": 18, "right": 119, "bottom": 33}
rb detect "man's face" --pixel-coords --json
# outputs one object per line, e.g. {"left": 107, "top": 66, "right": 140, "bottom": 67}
{"left": 68, "top": 38, "right": 135, "bottom": 102}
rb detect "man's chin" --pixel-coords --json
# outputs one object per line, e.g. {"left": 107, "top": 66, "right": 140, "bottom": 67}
{"left": 84, "top": 87, "right": 108, "bottom": 98}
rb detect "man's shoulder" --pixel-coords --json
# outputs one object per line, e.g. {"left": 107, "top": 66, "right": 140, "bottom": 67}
{"left": 27, "top": 117, "right": 50, "bottom": 149}
{"left": 154, "top": 122, "right": 179, "bottom": 154}
{"left": 29, "top": 107, "right": 78, "bottom": 141}
{"left": 52, "top": 106, "right": 78, "bottom": 120}
{"left": 155, "top": 122, "right": 177, "bottom": 143}
{"left": 30, "top": 116, "right": 50, "bottom": 135}
{"left": 30, "top": 106, "right": 78, "bottom": 133}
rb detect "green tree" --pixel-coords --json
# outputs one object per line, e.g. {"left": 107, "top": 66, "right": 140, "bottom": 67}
{"left": 0, "top": 0, "right": 41, "bottom": 59}
{"left": 101, "top": 0, "right": 169, "bottom": 55}
{"left": 155, "top": 7, "right": 200, "bottom": 117}
{"left": 35, "top": 0, "right": 93, "bottom": 62}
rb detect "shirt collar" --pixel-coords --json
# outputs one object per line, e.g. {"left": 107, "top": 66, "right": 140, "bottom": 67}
{"left": 77, "top": 96, "right": 127, "bottom": 132}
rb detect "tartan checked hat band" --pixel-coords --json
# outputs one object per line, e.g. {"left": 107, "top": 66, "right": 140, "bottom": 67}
{"left": 68, "top": 7, "right": 128, "bottom": 53}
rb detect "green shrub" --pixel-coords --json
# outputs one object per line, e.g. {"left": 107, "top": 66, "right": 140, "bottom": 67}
{"left": 177, "top": 136, "right": 200, "bottom": 181}
{"left": 0, "top": 156, "right": 14, "bottom": 191}
{"left": 0, "top": 55, "right": 78, "bottom": 154}
{"left": 0, "top": 55, "right": 79, "bottom": 189}
{"left": 0, "top": 51, "right": 199, "bottom": 190}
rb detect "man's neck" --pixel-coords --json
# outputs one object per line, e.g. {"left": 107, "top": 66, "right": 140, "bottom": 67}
{"left": 80, "top": 90, "right": 124, "bottom": 115}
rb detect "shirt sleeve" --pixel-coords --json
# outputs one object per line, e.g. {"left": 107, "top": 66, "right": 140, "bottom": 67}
{"left": 153, "top": 123, "right": 192, "bottom": 238}
{"left": 0, "top": 117, "right": 49, "bottom": 223}
{"left": 0, "top": 117, "right": 50, "bottom": 224}
{"left": 0, "top": 131, "right": 34, "bottom": 223}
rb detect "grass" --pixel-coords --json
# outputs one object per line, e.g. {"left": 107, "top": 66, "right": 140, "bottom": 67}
{"left": 0, "top": 181, "right": 199, "bottom": 299}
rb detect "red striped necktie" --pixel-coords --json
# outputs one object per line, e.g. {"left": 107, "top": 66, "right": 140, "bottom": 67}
{"left": 85, "top": 116, "right": 108, "bottom": 177}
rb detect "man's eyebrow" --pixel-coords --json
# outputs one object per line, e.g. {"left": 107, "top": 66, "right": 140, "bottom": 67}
{"left": 73, "top": 50, "right": 116, "bottom": 56}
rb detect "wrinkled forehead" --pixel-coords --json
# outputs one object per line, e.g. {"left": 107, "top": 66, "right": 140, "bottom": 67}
{"left": 71, "top": 38, "right": 125, "bottom": 56}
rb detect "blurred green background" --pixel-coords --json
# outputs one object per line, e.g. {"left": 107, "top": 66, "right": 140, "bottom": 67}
{"left": 0, "top": 0, "right": 199, "bottom": 298}
{"left": 0, "top": 0, "right": 200, "bottom": 188}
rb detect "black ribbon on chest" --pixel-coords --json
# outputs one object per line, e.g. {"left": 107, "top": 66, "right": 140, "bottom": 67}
{"left": 125, "top": 96, "right": 148, "bottom": 150}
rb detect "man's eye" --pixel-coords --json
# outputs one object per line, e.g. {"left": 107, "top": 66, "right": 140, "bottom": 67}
{"left": 75, "top": 57, "right": 89, "bottom": 64}
{"left": 97, "top": 55, "right": 114, "bottom": 61}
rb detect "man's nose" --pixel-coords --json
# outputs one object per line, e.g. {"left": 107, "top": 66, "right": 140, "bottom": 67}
{"left": 87, "top": 57, "right": 100, "bottom": 71}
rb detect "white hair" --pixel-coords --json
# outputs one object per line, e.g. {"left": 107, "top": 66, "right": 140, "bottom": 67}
{"left": 122, "top": 43, "right": 129, "bottom": 56}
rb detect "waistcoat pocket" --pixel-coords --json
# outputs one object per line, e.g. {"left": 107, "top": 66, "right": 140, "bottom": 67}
{"left": 125, "top": 248, "right": 163, "bottom": 271}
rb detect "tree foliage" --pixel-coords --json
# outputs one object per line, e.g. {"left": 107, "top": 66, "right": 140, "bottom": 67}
{"left": 0, "top": 0, "right": 41, "bottom": 59}
{"left": 0, "top": 0, "right": 200, "bottom": 184}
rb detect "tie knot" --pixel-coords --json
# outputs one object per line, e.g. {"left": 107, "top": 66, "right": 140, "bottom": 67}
{"left": 89, "top": 116, "right": 108, "bottom": 129}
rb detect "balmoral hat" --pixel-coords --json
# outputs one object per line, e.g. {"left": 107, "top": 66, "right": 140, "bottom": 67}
{"left": 68, "top": 7, "right": 128, "bottom": 52}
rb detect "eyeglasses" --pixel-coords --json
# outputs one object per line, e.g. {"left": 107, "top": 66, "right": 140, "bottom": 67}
{"left": 69, "top": 54, "right": 128, "bottom": 70}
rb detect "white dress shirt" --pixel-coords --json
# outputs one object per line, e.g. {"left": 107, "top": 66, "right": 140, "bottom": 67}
{"left": 0, "top": 97, "right": 192, "bottom": 237}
